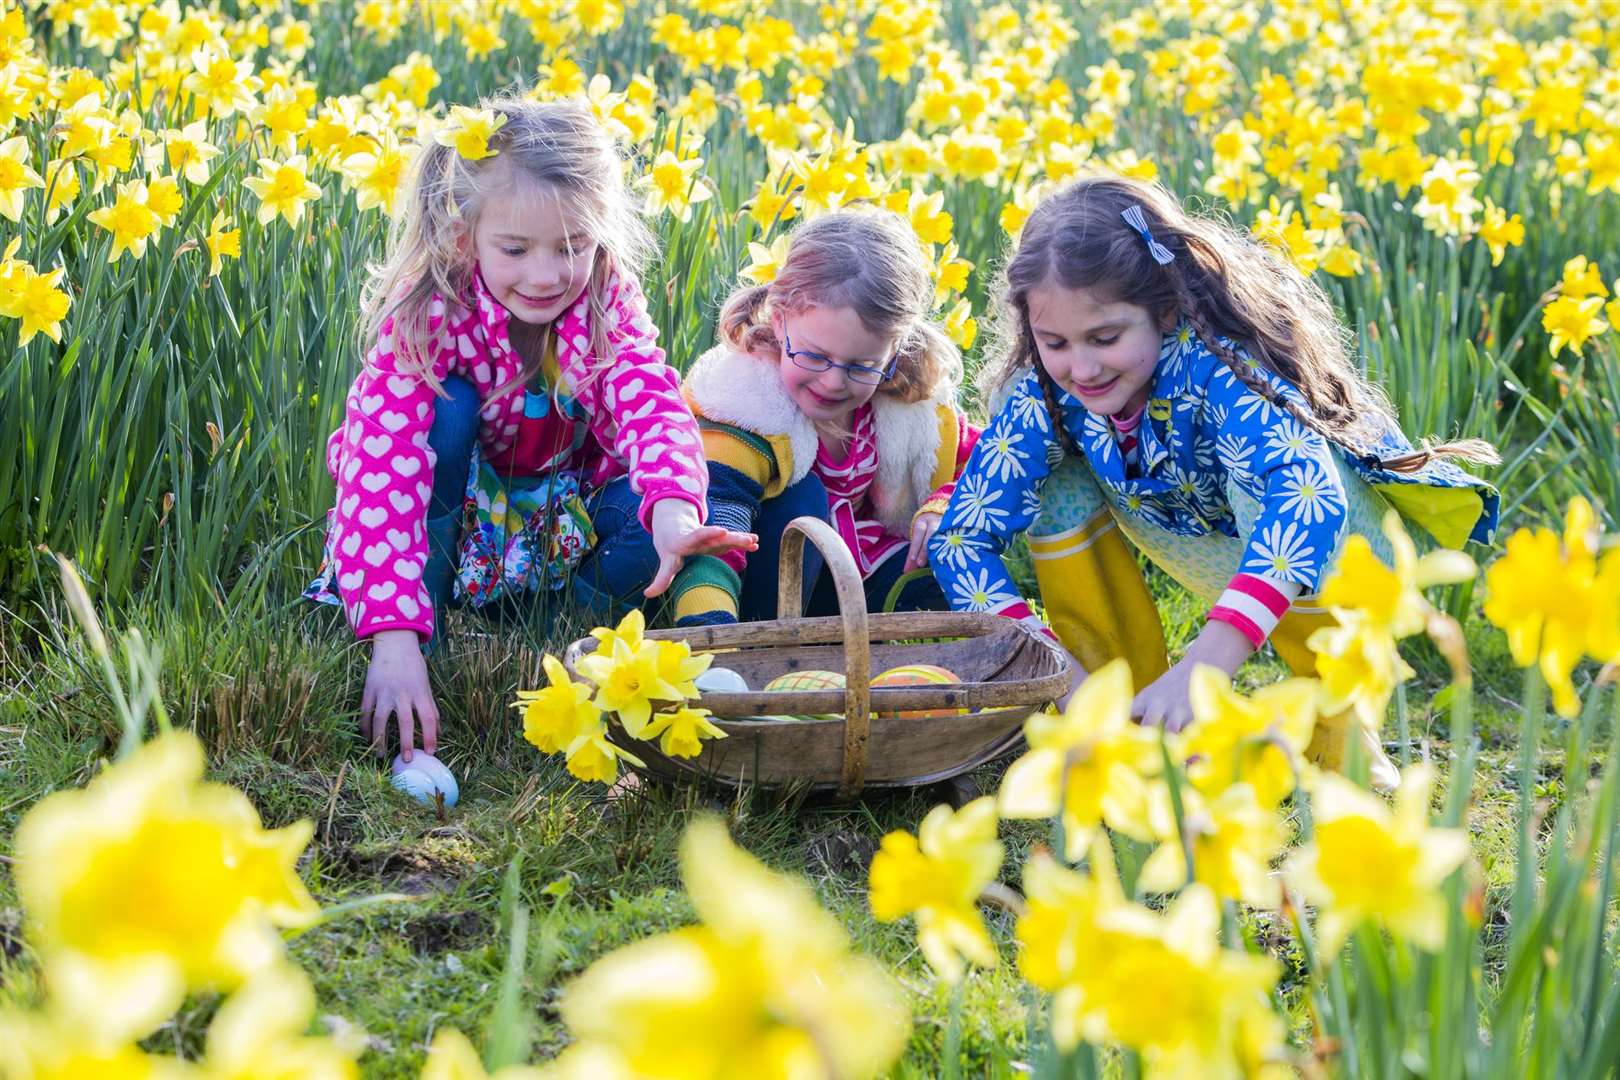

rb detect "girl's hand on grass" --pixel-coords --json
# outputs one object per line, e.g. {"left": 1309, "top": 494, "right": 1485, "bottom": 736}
{"left": 363, "top": 629, "right": 438, "bottom": 762}
{"left": 904, "top": 512, "right": 943, "bottom": 572}
{"left": 645, "top": 498, "right": 758, "bottom": 598}
{"left": 1131, "top": 619, "right": 1254, "bottom": 734}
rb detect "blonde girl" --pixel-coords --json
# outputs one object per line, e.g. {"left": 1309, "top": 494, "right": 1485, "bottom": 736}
{"left": 930, "top": 175, "right": 1499, "bottom": 783}
{"left": 669, "top": 208, "right": 980, "bottom": 625}
{"left": 306, "top": 94, "right": 753, "bottom": 761}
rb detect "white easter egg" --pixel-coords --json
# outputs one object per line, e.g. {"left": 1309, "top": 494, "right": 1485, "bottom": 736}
{"left": 390, "top": 752, "right": 459, "bottom": 807}
{"left": 694, "top": 666, "right": 750, "bottom": 693}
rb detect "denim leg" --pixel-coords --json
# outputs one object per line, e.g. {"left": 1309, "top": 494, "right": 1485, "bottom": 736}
{"left": 422, "top": 376, "right": 482, "bottom": 647}
{"left": 806, "top": 544, "right": 949, "bottom": 616}
{"left": 739, "top": 472, "right": 831, "bottom": 621}
{"left": 571, "top": 476, "right": 661, "bottom": 620}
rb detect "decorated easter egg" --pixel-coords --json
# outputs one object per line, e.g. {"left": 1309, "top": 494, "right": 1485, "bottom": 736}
{"left": 761, "top": 669, "right": 846, "bottom": 722}
{"left": 391, "top": 752, "right": 460, "bottom": 807}
{"left": 871, "top": 664, "right": 966, "bottom": 719}
{"left": 694, "top": 666, "right": 750, "bottom": 693}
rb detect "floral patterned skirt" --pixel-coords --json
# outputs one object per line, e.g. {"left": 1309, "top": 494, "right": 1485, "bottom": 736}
{"left": 304, "top": 445, "right": 595, "bottom": 614}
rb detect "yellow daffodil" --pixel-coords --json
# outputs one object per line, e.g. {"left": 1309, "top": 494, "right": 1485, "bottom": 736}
{"left": 10, "top": 262, "right": 73, "bottom": 346}
{"left": 739, "top": 234, "right": 791, "bottom": 285}
{"left": 942, "top": 297, "right": 977, "bottom": 350}
{"left": 204, "top": 210, "right": 240, "bottom": 277}
{"left": 340, "top": 133, "right": 409, "bottom": 215}
{"left": 1176, "top": 665, "right": 1317, "bottom": 809}
{"left": 242, "top": 155, "right": 322, "bottom": 228}
{"left": 1542, "top": 294, "right": 1609, "bottom": 357}
{"left": 87, "top": 179, "right": 161, "bottom": 261}
{"left": 562, "top": 718, "right": 644, "bottom": 785}
{"left": 550, "top": 819, "right": 909, "bottom": 1078}
{"left": 653, "top": 638, "right": 712, "bottom": 699}
{"left": 160, "top": 120, "right": 221, "bottom": 185}
{"left": 575, "top": 635, "right": 684, "bottom": 738}
{"left": 587, "top": 607, "right": 648, "bottom": 659}
{"left": 1484, "top": 497, "right": 1620, "bottom": 716}
{"left": 421, "top": 1028, "right": 545, "bottom": 1079}
{"left": 0, "top": 133, "right": 43, "bottom": 221}
{"left": 184, "top": 48, "right": 261, "bottom": 118}
{"left": 638, "top": 148, "right": 712, "bottom": 222}
{"left": 1307, "top": 611, "right": 1414, "bottom": 731}
{"left": 640, "top": 706, "right": 726, "bottom": 759}
{"left": 1318, "top": 511, "right": 1477, "bottom": 639}
{"left": 200, "top": 964, "right": 359, "bottom": 1079}
{"left": 997, "top": 660, "right": 1162, "bottom": 859}
{"left": 1412, "top": 154, "right": 1482, "bottom": 236}
{"left": 1286, "top": 764, "right": 1468, "bottom": 955}
{"left": 0, "top": 1003, "right": 192, "bottom": 1080}
{"left": 513, "top": 654, "right": 601, "bottom": 755}
{"left": 1558, "top": 255, "right": 1609, "bottom": 299}
{"left": 144, "top": 174, "right": 183, "bottom": 227}
{"left": 1477, "top": 198, "right": 1525, "bottom": 266}
{"left": 1138, "top": 783, "right": 1289, "bottom": 907}
{"left": 869, "top": 797, "right": 1003, "bottom": 982}
{"left": 13, "top": 731, "right": 319, "bottom": 1000}
{"left": 433, "top": 105, "right": 505, "bottom": 161}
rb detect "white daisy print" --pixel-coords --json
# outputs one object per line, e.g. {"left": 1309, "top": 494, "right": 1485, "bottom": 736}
{"left": 952, "top": 473, "right": 1010, "bottom": 532}
{"left": 979, "top": 428, "right": 1029, "bottom": 483}
{"left": 930, "top": 529, "right": 974, "bottom": 572}
{"left": 1009, "top": 382, "right": 1052, "bottom": 432}
{"left": 951, "top": 567, "right": 1015, "bottom": 612}
{"left": 1276, "top": 461, "right": 1340, "bottom": 526}
{"left": 1244, "top": 521, "right": 1317, "bottom": 583}
{"left": 1215, "top": 433, "right": 1254, "bottom": 474}
{"left": 1263, "top": 415, "right": 1316, "bottom": 464}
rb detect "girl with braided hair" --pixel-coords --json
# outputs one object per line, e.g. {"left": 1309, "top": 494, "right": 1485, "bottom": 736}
{"left": 928, "top": 175, "right": 1499, "bottom": 785}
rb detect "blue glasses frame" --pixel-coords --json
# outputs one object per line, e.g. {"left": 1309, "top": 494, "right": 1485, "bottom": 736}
{"left": 782, "top": 325, "right": 896, "bottom": 385}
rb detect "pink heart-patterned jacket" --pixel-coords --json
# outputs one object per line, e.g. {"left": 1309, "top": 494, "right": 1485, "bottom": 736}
{"left": 319, "top": 264, "right": 708, "bottom": 641}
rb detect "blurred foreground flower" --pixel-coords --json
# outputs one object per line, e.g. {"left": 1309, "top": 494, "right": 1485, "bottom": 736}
{"left": 998, "top": 660, "right": 1161, "bottom": 859}
{"left": 1286, "top": 764, "right": 1467, "bottom": 955}
{"left": 546, "top": 818, "right": 909, "bottom": 1078}
{"left": 13, "top": 731, "right": 319, "bottom": 1012}
{"left": 869, "top": 796, "right": 1003, "bottom": 982}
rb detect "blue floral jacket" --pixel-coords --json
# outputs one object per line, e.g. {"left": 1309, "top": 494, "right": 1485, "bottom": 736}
{"left": 929, "top": 322, "right": 1499, "bottom": 611}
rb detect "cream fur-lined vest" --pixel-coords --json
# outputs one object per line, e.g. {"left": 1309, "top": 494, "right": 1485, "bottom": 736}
{"left": 683, "top": 344, "right": 965, "bottom": 537}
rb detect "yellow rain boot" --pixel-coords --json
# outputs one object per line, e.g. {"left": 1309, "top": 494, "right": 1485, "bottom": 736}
{"left": 1030, "top": 510, "right": 1170, "bottom": 688}
{"left": 1271, "top": 601, "right": 1400, "bottom": 792}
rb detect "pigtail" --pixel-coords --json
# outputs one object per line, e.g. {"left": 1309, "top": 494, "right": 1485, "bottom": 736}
{"left": 1016, "top": 308, "right": 1080, "bottom": 457}
{"left": 884, "top": 318, "right": 963, "bottom": 404}
{"left": 716, "top": 283, "right": 777, "bottom": 357}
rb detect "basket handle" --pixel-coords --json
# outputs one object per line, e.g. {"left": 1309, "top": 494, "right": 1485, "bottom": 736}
{"left": 777, "top": 516, "right": 871, "bottom": 800}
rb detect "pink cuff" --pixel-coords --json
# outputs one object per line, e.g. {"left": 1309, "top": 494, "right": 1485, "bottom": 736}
{"left": 1207, "top": 574, "right": 1299, "bottom": 648}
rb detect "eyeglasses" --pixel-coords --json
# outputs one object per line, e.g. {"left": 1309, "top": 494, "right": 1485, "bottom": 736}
{"left": 783, "top": 325, "right": 895, "bottom": 386}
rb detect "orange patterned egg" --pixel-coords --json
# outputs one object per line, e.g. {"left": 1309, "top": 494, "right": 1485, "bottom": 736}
{"left": 870, "top": 664, "right": 965, "bottom": 719}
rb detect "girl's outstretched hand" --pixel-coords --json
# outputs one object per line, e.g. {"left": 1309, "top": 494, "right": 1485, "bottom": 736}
{"left": 904, "top": 511, "right": 943, "bottom": 572}
{"left": 1130, "top": 619, "right": 1254, "bottom": 733}
{"left": 362, "top": 629, "right": 439, "bottom": 762}
{"left": 645, "top": 498, "right": 758, "bottom": 598}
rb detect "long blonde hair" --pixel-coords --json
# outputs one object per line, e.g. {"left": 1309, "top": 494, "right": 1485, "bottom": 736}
{"left": 359, "top": 93, "right": 655, "bottom": 390}
{"left": 982, "top": 175, "right": 1498, "bottom": 471}
{"left": 717, "top": 208, "right": 962, "bottom": 405}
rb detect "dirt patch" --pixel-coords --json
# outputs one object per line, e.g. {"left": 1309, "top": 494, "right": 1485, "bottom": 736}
{"left": 402, "top": 909, "right": 488, "bottom": 955}
{"left": 805, "top": 827, "right": 879, "bottom": 879}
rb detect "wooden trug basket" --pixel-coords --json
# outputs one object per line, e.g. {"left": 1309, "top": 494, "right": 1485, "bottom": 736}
{"left": 563, "top": 516, "right": 1070, "bottom": 800}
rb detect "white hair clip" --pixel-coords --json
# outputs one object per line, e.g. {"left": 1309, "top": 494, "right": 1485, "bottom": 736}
{"left": 1121, "top": 204, "right": 1175, "bottom": 265}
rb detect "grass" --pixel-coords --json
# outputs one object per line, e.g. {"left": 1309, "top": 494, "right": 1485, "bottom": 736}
{"left": 0, "top": 570, "right": 1589, "bottom": 1077}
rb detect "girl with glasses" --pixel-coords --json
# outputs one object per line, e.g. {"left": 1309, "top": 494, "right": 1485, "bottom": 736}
{"left": 669, "top": 208, "right": 981, "bottom": 625}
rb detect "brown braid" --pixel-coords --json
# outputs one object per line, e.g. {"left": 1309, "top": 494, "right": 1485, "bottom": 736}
{"left": 1020, "top": 305, "right": 1081, "bottom": 457}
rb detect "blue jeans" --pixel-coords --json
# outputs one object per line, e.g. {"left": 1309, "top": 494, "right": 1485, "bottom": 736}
{"left": 805, "top": 543, "right": 949, "bottom": 616}
{"left": 737, "top": 473, "right": 832, "bottom": 621}
{"left": 422, "top": 376, "right": 662, "bottom": 635}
